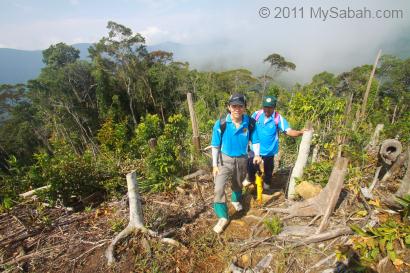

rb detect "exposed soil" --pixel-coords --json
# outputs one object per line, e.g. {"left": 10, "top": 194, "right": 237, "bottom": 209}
{"left": 1, "top": 167, "right": 409, "bottom": 273}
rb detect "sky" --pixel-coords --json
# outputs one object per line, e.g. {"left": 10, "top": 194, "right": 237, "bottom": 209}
{"left": 1, "top": 0, "right": 409, "bottom": 83}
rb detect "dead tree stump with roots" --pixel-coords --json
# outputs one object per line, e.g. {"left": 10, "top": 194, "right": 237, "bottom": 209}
{"left": 105, "top": 171, "right": 180, "bottom": 265}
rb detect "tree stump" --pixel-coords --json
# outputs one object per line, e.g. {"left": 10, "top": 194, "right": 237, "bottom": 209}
{"left": 273, "top": 157, "right": 349, "bottom": 220}
{"left": 105, "top": 171, "right": 180, "bottom": 265}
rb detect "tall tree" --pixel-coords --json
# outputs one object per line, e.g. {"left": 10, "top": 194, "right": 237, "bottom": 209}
{"left": 262, "top": 53, "right": 296, "bottom": 95}
{"left": 42, "top": 42, "right": 80, "bottom": 68}
{"left": 89, "top": 21, "right": 151, "bottom": 125}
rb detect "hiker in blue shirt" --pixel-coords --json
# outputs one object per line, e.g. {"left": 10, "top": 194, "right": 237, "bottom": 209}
{"left": 210, "top": 93, "right": 262, "bottom": 234}
{"left": 244, "top": 95, "right": 305, "bottom": 192}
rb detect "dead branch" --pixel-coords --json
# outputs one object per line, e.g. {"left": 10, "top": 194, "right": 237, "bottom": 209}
{"left": 183, "top": 169, "right": 207, "bottom": 180}
{"left": 19, "top": 185, "right": 51, "bottom": 199}
{"left": 279, "top": 225, "right": 316, "bottom": 237}
{"left": 294, "top": 227, "right": 353, "bottom": 247}
{"left": 0, "top": 215, "right": 87, "bottom": 248}
{"left": 361, "top": 166, "right": 382, "bottom": 199}
{"left": 360, "top": 49, "right": 381, "bottom": 118}
{"left": 1, "top": 246, "right": 58, "bottom": 267}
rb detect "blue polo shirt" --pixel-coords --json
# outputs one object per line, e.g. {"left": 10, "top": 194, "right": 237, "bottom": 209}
{"left": 251, "top": 111, "right": 290, "bottom": 156}
{"left": 211, "top": 114, "right": 259, "bottom": 157}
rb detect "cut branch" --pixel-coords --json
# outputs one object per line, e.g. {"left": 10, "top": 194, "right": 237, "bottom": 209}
{"left": 294, "top": 227, "right": 353, "bottom": 247}
{"left": 19, "top": 185, "right": 51, "bottom": 199}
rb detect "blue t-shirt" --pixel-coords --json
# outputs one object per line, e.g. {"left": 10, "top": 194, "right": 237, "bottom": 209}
{"left": 251, "top": 111, "right": 290, "bottom": 156}
{"left": 211, "top": 114, "right": 259, "bottom": 157}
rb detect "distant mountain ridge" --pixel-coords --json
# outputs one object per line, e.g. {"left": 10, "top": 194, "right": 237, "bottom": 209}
{"left": 0, "top": 42, "right": 187, "bottom": 84}
{"left": 1, "top": 36, "right": 409, "bottom": 85}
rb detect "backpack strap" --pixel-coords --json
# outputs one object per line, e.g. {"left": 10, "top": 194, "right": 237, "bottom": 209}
{"left": 255, "top": 109, "right": 263, "bottom": 121}
{"left": 219, "top": 116, "right": 227, "bottom": 145}
{"left": 218, "top": 116, "right": 227, "bottom": 165}
{"left": 248, "top": 116, "right": 256, "bottom": 137}
{"left": 274, "top": 111, "right": 280, "bottom": 126}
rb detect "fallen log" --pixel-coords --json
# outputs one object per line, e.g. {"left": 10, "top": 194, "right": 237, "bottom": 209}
{"left": 105, "top": 171, "right": 181, "bottom": 265}
{"left": 294, "top": 227, "right": 353, "bottom": 247}
{"left": 183, "top": 169, "right": 207, "bottom": 180}
{"left": 273, "top": 157, "right": 349, "bottom": 219}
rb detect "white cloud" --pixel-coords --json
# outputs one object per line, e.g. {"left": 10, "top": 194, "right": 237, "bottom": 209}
{"left": 140, "top": 26, "right": 169, "bottom": 44}
{"left": 11, "top": 1, "right": 33, "bottom": 12}
{"left": 0, "top": 18, "right": 107, "bottom": 50}
{"left": 68, "top": 0, "right": 80, "bottom": 5}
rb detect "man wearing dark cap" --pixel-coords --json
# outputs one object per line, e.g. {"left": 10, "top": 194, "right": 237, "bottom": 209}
{"left": 210, "top": 93, "right": 262, "bottom": 233}
{"left": 244, "top": 95, "right": 305, "bottom": 191}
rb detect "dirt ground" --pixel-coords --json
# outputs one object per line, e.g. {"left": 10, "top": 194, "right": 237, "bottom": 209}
{"left": 1, "top": 169, "right": 409, "bottom": 273}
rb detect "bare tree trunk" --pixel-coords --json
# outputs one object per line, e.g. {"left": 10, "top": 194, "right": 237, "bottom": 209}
{"left": 391, "top": 104, "right": 398, "bottom": 124}
{"left": 287, "top": 123, "right": 313, "bottom": 199}
{"left": 159, "top": 104, "right": 166, "bottom": 125}
{"left": 67, "top": 106, "right": 99, "bottom": 155}
{"left": 338, "top": 92, "right": 354, "bottom": 147}
{"left": 360, "top": 49, "right": 382, "bottom": 119}
{"left": 125, "top": 77, "right": 137, "bottom": 125}
{"left": 311, "top": 144, "right": 320, "bottom": 164}
{"left": 366, "top": 123, "right": 384, "bottom": 151}
{"left": 187, "top": 92, "right": 201, "bottom": 155}
{"left": 352, "top": 108, "right": 361, "bottom": 131}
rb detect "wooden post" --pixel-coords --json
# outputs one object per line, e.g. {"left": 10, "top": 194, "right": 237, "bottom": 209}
{"left": 360, "top": 49, "right": 382, "bottom": 119}
{"left": 287, "top": 121, "right": 313, "bottom": 200}
{"left": 187, "top": 92, "right": 201, "bottom": 155}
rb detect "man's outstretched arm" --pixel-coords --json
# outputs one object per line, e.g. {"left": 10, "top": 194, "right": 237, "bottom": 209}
{"left": 285, "top": 128, "right": 306, "bottom": 137}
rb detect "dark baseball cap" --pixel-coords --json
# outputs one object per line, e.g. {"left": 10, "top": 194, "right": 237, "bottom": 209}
{"left": 228, "top": 93, "right": 246, "bottom": 106}
{"left": 262, "top": 96, "right": 277, "bottom": 107}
